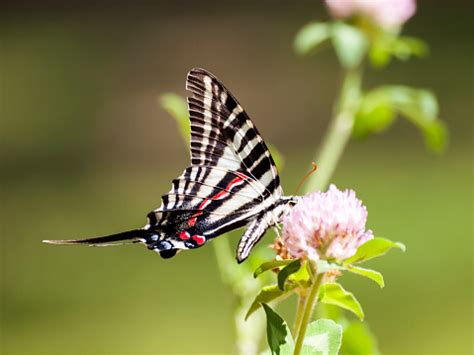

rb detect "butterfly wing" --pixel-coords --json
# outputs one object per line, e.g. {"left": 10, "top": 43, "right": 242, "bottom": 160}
{"left": 44, "top": 68, "right": 285, "bottom": 262}
{"left": 145, "top": 68, "right": 283, "bottom": 259}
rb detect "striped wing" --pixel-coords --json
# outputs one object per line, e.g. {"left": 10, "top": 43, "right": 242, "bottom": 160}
{"left": 43, "top": 68, "right": 289, "bottom": 263}
{"left": 145, "top": 68, "right": 283, "bottom": 258}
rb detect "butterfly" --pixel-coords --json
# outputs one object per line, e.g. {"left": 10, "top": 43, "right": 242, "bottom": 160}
{"left": 44, "top": 68, "right": 298, "bottom": 263}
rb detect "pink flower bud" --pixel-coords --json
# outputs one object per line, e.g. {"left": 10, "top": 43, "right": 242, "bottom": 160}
{"left": 325, "top": 0, "right": 416, "bottom": 29}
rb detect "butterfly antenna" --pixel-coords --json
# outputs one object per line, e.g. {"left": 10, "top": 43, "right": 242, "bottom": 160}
{"left": 295, "top": 162, "right": 318, "bottom": 195}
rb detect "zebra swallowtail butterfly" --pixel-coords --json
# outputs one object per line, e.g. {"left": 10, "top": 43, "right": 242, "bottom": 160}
{"left": 44, "top": 68, "right": 298, "bottom": 263}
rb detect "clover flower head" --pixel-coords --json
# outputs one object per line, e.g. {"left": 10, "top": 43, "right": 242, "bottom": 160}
{"left": 325, "top": 0, "right": 416, "bottom": 29}
{"left": 282, "top": 184, "right": 373, "bottom": 261}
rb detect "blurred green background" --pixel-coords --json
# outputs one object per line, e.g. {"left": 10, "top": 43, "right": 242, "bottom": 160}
{"left": 1, "top": 1, "right": 472, "bottom": 354}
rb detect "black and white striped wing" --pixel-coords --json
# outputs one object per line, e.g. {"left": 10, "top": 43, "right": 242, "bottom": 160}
{"left": 45, "top": 68, "right": 285, "bottom": 263}
{"left": 144, "top": 68, "right": 283, "bottom": 260}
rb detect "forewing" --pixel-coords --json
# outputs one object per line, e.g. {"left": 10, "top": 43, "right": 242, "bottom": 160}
{"left": 186, "top": 68, "right": 282, "bottom": 200}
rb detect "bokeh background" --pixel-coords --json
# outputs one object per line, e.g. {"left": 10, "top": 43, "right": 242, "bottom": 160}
{"left": 1, "top": 1, "right": 472, "bottom": 354}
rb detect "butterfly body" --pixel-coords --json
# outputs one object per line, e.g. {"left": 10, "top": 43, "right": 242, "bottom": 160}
{"left": 44, "top": 68, "right": 297, "bottom": 263}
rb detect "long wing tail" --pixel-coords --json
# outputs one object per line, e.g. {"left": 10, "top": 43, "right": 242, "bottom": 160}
{"left": 43, "top": 229, "right": 148, "bottom": 246}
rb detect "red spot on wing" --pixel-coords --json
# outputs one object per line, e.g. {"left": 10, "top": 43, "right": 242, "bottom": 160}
{"left": 179, "top": 231, "right": 190, "bottom": 240}
{"left": 192, "top": 235, "right": 206, "bottom": 246}
{"left": 186, "top": 172, "right": 249, "bottom": 227}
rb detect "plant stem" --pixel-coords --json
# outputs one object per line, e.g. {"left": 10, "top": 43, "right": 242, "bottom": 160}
{"left": 293, "top": 294, "right": 307, "bottom": 335}
{"left": 304, "top": 69, "right": 362, "bottom": 193}
{"left": 293, "top": 68, "right": 362, "bottom": 355}
{"left": 212, "top": 237, "right": 237, "bottom": 284}
{"left": 293, "top": 270, "right": 325, "bottom": 355}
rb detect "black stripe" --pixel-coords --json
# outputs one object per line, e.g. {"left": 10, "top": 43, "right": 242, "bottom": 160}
{"left": 237, "top": 125, "right": 257, "bottom": 153}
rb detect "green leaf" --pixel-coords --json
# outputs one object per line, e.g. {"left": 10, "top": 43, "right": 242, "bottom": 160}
{"left": 246, "top": 284, "right": 295, "bottom": 320}
{"left": 340, "top": 321, "right": 380, "bottom": 355}
{"left": 268, "top": 143, "right": 285, "bottom": 171}
{"left": 344, "top": 237, "right": 406, "bottom": 265}
{"left": 287, "top": 260, "right": 311, "bottom": 286}
{"left": 262, "top": 303, "right": 292, "bottom": 355}
{"left": 353, "top": 90, "right": 396, "bottom": 138}
{"left": 346, "top": 265, "right": 385, "bottom": 288}
{"left": 369, "top": 33, "right": 428, "bottom": 68}
{"left": 159, "top": 93, "right": 189, "bottom": 144}
{"left": 302, "top": 319, "right": 343, "bottom": 355}
{"left": 316, "top": 260, "right": 347, "bottom": 274}
{"left": 320, "top": 283, "right": 364, "bottom": 320}
{"left": 294, "top": 22, "right": 330, "bottom": 55}
{"left": 422, "top": 120, "right": 448, "bottom": 153}
{"left": 392, "top": 36, "right": 429, "bottom": 61}
{"left": 356, "top": 85, "right": 446, "bottom": 152}
{"left": 277, "top": 259, "right": 302, "bottom": 290}
{"left": 331, "top": 22, "right": 368, "bottom": 69}
{"left": 254, "top": 259, "right": 294, "bottom": 278}
{"left": 369, "top": 36, "right": 392, "bottom": 68}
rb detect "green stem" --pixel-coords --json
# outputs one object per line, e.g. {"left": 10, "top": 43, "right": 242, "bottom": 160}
{"left": 304, "top": 69, "right": 362, "bottom": 193}
{"left": 293, "top": 68, "right": 362, "bottom": 354}
{"left": 293, "top": 270, "right": 326, "bottom": 355}
{"left": 212, "top": 237, "right": 236, "bottom": 284}
{"left": 293, "top": 293, "right": 307, "bottom": 335}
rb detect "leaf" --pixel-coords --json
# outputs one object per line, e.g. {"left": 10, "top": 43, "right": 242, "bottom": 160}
{"left": 262, "top": 303, "right": 293, "bottom": 355}
{"left": 320, "top": 283, "right": 364, "bottom": 320}
{"left": 392, "top": 36, "right": 429, "bottom": 61}
{"left": 340, "top": 321, "right": 380, "bottom": 355}
{"left": 302, "top": 319, "right": 343, "bottom": 355}
{"left": 344, "top": 237, "right": 406, "bottom": 265}
{"left": 159, "top": 93, "right": 189, "bottom": 144}
{"left": 346, "top": 265, "right": 385, "bottom": 288}
{"left": 287, "top": 260, "right": 311, "bottom": 286}
{"left": 254, "top": 259, "right": 294, "bottom": 278}
{"left": 331, "top": 22, "right": 369, "bottom": 69}
{"left": 422, "top": 120, "right": 448, "bottom": 153}
{"left": 316, "top": 260, "right": 347, "bottom": 274}
{"left": 355, "top": 85, "right": 447, "bottom": 152}
{"left": 246, "top": 284, "right": 295, "bottom": 320}
{"left": 369, "top": 33, "right": 428, "bottom": 68}
{"left": 294, "top": 21, "right": 330, "bottom": 55}
{"left": 268, "top": 143, "right": 285, "bottom": 171}
{"left": 277, "top": 259, "right": 302, "bottom": 290}
{"left": 353, "top": 90, "right": 396, "bottom": 138}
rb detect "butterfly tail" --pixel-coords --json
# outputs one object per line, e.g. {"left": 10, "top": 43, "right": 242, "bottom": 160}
{"left": 43, "top": 229, "right": 148, "bottom": 246}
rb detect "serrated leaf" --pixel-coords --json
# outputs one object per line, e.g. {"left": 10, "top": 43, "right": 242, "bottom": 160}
{"left": 302, "top": 319, "right": 343, "bottom": 355}
{"left": 346, "top": 265, "right": 385, "bottom": 288}
{"left": 344, "top": 237, "right": 406, "bottom": 265}
{"left": 321, "top": 283, "right": 364, "bottom": 320}
{"left": 294, "top": 21, "right": 330, "bottom": 55}
{"left": 277, "top": 259, "right": 302, "bottom": 290}
{"left": 159, "top": 93, "right": 189, "bottom": 144}
{"left": 341, "top": 321, "right": 380, "bottom": 355}
{"left": 331, "top": 22, "right": 368, "bottom": 69}
{"left": 254, "top": 259, "right": 294, "bottom": 278}
{"left": 246, "top": 284, "right": 295, "bottom": 320}
{"left": 262, "top": 303, "right": 292, "bottom": 355}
